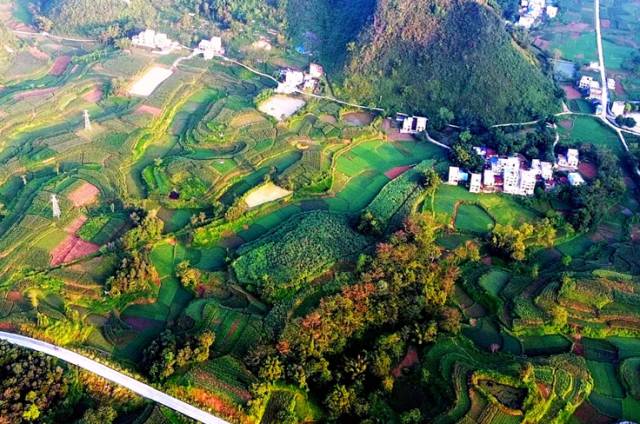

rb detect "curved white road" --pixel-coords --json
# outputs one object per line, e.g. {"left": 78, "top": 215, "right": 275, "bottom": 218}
{"left": 0, "top": 331, "right": 229, "bottom": 424}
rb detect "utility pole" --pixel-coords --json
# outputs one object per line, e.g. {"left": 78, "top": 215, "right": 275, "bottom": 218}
{"left": 83, "top": 109, "right": 92, "bottom": 131}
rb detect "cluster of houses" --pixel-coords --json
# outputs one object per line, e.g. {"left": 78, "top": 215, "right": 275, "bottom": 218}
{"left": 447, "top": 148, "right": 585, "bottom": 196}
{"left": 196, "top": 36, "right": 224, "bottom": 60}
{"left": 276, "top": 64, "right": 324, "bottom": 94}
{"left": 131, "top": 29, "right": 180, "bottom": 54}
{"left": 516, "top": 0, "right": 558, "bottom": 29}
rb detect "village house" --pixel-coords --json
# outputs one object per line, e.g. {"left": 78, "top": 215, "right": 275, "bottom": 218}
{"left": 400, "top": 116, "right": 428, "bottom": 134}
{"left": 557, "top": 148, "right": 579, "bottom": 170}
{"left": 198, "top": 36, "right": 224, "bottom": 60}
{"left": 131, "top": 29, "right": 177, "bottom": 52}
{"left": 612, "top": 101, "right": 626, "bottom": 117}
{"left": 483, "top": 169, "right": 495, "bottom": 189}
{"left": 546, "top": 5, "right": 558, "bottom": 18}
{"left": 607, "top": 78, "right": 616, "bottom": 90}
{"left": 447, "top": 166, "right": 469, "bottom": 186}
{"left": 568, "top": 172, "right": 585, "bottom": 186}
{"left": 469, "top": 173, "right": 482, "bottom": 193}
{"left": 516, "top": 0, "right": 556, "bottom": 28}
{"left": 309, "top": 63, "right": 324, "bottom": 79}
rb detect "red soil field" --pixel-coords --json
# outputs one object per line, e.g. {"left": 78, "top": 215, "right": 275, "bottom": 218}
{"left": 49, "top": 55, "right": 71, "bottom": 76}
{"left": 578, "top": 162, "right": 597, "bottom": 179}
{"left": 28, "top": 46, "right": 49, "bottom": 61}
{"left": 392, "top": 346, "right": 419, "bottom": 378}
{"left": 382, "top": 119, "right": 415, "bottom": 141}
{"left": 385, "top": 165, "right": 413, "bottom": 179}
{"left": 67, "top": 182, "right": 100, "bottom": 207}
{"left": 50, "top": 235, "right": 99, "bottom": 266}
{"left": 83, "top": 86, "right": 103, "bottom": 103}
{"left": 136, "top": 104, "right": 163, "bottom": 117}
{"left": 562, "top": 85, "right": 582, "bottom": 100}
{"left": 601, "top": 19, "right": 610, "bottom": 29}
{"left": 559, "top": 119, "right": 573, "bottom": 129}
{"left": 124, "top": 316, "right": 159, "bottom": 331}
{"left": 6, "top": 291, "right": 23, "bottom": 302}
{"left": 14, "top": 87, "right": 56, "bottom": 100}
{"left": 562, "top": 22, "right": 590, "bottom": 33}
{"left": 533, "top": 36, "right": 550, "bottom": 50}
{"left": 65, "top": 215, "right": 87, "bottom": 234}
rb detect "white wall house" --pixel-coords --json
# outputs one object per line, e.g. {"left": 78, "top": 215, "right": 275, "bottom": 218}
{"left": 198, "top": 36, "right": 224, "bottom": 60}
{"left": 400, "top": 116, "right": 428, "bottom": 134}
{"left": 469, "top": 173, "right": 482, "bottom": 193}
{"left": 447, "top": 167, "right": 460, "bottom": 185}
{"left": 132, "top": 29, "right": 175, "bottom": 51}
{"left": 568, "top": 172, "right": 585, "bottom": 186}
{"left": 611, "top": 101, "right": 626, "bottom": 117}
{"left": 309, "top": 63, "right": 324, "bottom": 79}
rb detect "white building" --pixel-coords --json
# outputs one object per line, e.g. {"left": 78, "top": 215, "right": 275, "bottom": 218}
{"left": 557, "top": 148, "right": 579, "bottom": 169}
{"left": 567, "top": 149, "right": 579, "bottom": 168}
{"left": 546, "top": 5, "right": 558, "bottom": 18}
{"left": 309, "top": 63, "right": 324, "bottom": 79}
{"left": 198, "top": 36, "right": 224, "bottom": 60}
{"left": 504, "top": 168, "right": 536, "bottom": 196}
{"left": 400, "top": 116, "right": 428, "bottom": 134}
{"left": 612, "top": 101, "right": 626, "bottom": 117}
{"left": 540, "top": 161, "right": 553, "bottom": 180}
{"left": 607, "top": 78, "right": 616, "bottom": 90}
{"left": 517, "top": 16, "right": 536, "bottom": 28}
{"left": 469, "top": 173, "right": 482, "bottom": 193}
{"left": 483, "top": 169, "right": 495, "bottom": 188}
{"left": 132, "top": 29, "right": 175, "bottom": 51}
{"left": 276, "top": 69, "right": 305, "bottom": 94}
{"left": 447, "top": 167, "right": 460, "bottom": 185}
{"left": 568, "top": 172, "right": 585, "bottom": 186}
{"left": 588, "top": 62, "right": 601, "bottom": 71}
{"left": 579, "top": 75, "right": 594, "bottom": 89}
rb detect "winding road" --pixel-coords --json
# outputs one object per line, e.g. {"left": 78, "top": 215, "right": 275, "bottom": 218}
{"left": 0, "top": 331, "right": 229, "bottom": 424}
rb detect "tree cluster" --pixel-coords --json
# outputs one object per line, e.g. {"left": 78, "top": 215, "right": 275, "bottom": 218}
{"left": 0, "top": 340, "right": 69, "bottom": 423}
{"left": 141, "top": 329, "right": 215, "bottom": 382}
{"left": 106, "top": 250, "right": 159, "bottom": 296}
{"left": 558, "top": 148, "right": 626, "bottom": 232}
{"left": 250, "top": 214, "right": 479, "bottom": 421}
{"left": 490, "top": 219, "right": 556, "bottom": 261}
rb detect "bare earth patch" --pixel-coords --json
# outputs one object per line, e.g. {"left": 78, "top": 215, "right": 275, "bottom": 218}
{"left": 384, "top": 165, "right": 413, "bottom": 179}
{"left": 392, "top": 346, "right": 419, "bottom": 378}
{"left": 67, "top": 182, "right": 100, "bottom": 207}
{"left": 559, "top": 119, "right": 573, "bottom": 129}
{"left": 258, "top": 95, "right": 305, "bottom": 121}
{"left": 65, "top": 215, "right": 88, "bottom": 234}
{"left": 28, "top": 46, "right": 49, "bottom": 61}
{"left": 244, "top": 182, "right": 292, "bottom": 208}
{"left": 14, "top": 87, "right": 56, "bottom": 100}
{"left": 49, "top": 55, "right": 71, "bottom": 76}
{"left": 136, "top": 104, "right": 163, "bottom": 117}
{"left": 562, "top": 85, "right": 582, "bottom": 100}
{"left": 382, "top": 118, "right": 415, "bottom": 141}
{"left": 533, "top": 36, "right": 551, "bottom": 50}
{"left": 83, "top": 86, "right": 103, "bottom": 103}
{"left": 50, "top": 235, "right": 99, "bottom": 266}
{"left": 578, "top": 162, "right": 597, "bottom": 179}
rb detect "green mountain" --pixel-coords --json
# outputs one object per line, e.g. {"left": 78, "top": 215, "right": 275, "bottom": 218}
{"left": 40, "top": 0, "right": 157, "bottom": 35}
{"left": 343, "top": 0, "right": 561, "bottom": 126}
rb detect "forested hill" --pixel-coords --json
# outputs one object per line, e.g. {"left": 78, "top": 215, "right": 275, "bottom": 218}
{"left": 343, "top": 0, "right": 561, "bottom": 127}
{"left": 39, "top": 0, "right": 157, "bottom": 35}
{"left": 283, "top": 0, "right": 376, "bottom": 73}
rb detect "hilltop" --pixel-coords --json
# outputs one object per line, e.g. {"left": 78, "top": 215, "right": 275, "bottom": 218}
{"left": 343, "top": 0, "right": 561, "bottom": 126}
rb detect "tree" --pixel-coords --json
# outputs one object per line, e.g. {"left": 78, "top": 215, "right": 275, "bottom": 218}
{"left": 34, "top": 15, "right": 53, "bottom": 32}
{"left": 79, "top": 406, "right": 117, "bottom": 424}
{"left": 325, "top": 385, "right": 356, "bottom": 418}
{"left": 176, "top": 260, "right": 201, "bottom": 292}
{"left": 259, "top": 356, "right": 283, "bottom": 382}
{"left": 421, "top": 168, "right": 441, "bottom": 216}
{"left": 490, "top": 220, "right": 556, "bottom": 261}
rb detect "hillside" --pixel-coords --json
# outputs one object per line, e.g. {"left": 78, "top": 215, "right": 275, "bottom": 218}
{"left": 40, "top": 0, "right": 157, "bottom": 35}
{"left": 0, "top": 21, "right": 18, "bottom": 62}
{"left": 343, "top": 0, "right": 561, "bottom": 126}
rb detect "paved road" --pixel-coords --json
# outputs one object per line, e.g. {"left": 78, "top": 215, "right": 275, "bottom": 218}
{"left": 0, "top": 331, "right": 229, "bottom": 424}
{"left": 594, "top": 0, "right": 608, "bottom": 119}
{"left": 11, "top": 30, "right": 97, "bottom": 43}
